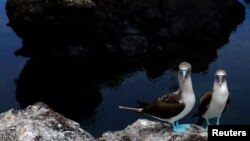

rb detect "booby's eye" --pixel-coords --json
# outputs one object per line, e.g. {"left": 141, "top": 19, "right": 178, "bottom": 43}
{"left": 222, "top": 75, "right": 226, "bottom": 80}
{"left": 215, "top": 75, "right": 220, "bottom": 80}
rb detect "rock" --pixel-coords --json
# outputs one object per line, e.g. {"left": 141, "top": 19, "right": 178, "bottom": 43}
{"left": 0, "top": 102, "right": 94, "bottom": 141}
{"left": 98, "top": 119, "right": 207, "bottom": 141}
{"left": 0, "top": 103, "right": 207, "bottom": 141}
{"left": 119, "top": 36, "right": 148, "bottom": 57}
{"left": 6, "top": 0, "right": 95, "bottom": 9}
{"left": 6, "top": 0, "right": 245, "bottom": 60}
{"left": 6, "top": 0, "right": 96, "bottom": 38}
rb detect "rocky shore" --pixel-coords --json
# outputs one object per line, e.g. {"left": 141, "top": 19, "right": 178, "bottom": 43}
{"left": 0, "top": 102, "right": 207, "bottom": 141}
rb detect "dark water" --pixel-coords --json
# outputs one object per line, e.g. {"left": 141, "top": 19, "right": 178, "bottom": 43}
{"left": 1, "top": 0, "right": 250, "bottom": 138}
{"left": 0, "top": 0, "right": 27, "bottom": 112}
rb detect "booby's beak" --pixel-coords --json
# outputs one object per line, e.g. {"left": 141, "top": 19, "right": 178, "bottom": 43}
{"left": 182, "top": 70, "right": 187, "bottom": 83}
{"left": 218, "top": 75, "right": 223, "bottom": 87}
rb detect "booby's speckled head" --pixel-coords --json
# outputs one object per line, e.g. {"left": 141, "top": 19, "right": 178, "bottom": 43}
{"left": 178, "top": 62, "right": 192, "bottom": 82}
{"left": 215, "top": 69, "right": 227, "bottom": 86}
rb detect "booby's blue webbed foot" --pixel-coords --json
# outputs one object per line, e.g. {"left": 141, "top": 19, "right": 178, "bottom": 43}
{"left": 178, "top": 124, "right": 190, "bottom": 129}
{"left": 175, "top": 121, "right": 191, "bottom": 129}
{"left": 172, "top": 123, "right": 187, "bottom": 133}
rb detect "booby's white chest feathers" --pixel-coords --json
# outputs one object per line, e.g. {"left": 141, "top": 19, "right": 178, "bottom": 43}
{"left": 203, "top": 84, "right": 229, "bottom": 118}
{"left": 183, "top": 92, "right": 195, "bottom": 110}
{"left": 212, "top": 85, "right": 229, "bottom": 103}
{"left": 167, "top": 91, "right": 195, "bottom": 123}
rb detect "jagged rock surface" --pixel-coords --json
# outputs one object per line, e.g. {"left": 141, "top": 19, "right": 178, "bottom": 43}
{"left": 98, "top": 119, "right": 207, "bottom": 141}
{"left": 0, "top": 102, "right": 94, "bottom": 141}
{"left": 0, "top": 103, "right": 207, "bottom": 141}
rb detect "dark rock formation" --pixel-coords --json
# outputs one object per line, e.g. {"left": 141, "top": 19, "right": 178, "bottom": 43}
{"left": 0, "top": 102, "right": 94, "bottom": 141}
{"left": 4, "top": 0, "right": 245, "bottom": 77}
{"left": 0, "top": 102, "right": 207, "bottom": 141}
{"left": 93, "top": 0, "right": 245, "bottom": 57}
{"left": 6, "top": 0, "right": 245, "bottom": 58}
{"left": 98, "top": 119, "right": 207, "bottom": 141}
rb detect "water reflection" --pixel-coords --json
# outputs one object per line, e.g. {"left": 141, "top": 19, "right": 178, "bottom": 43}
{"left": 13, "top": 32, "right": 230, "bottom": 124}
{"left": 15, "top": 59, "right": 103, "bottom": 121}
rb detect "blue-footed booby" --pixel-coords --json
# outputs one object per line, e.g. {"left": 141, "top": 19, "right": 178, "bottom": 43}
{"left": 194, "top": 69, "right": 230, "bottom": 128}
{"left": 119, "top": 62, "right": 196, "bottom": 133}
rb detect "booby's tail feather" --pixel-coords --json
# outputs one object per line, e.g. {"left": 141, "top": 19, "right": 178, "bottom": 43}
{"left": 197, "top": 117, "right": 205, "bottom": 125}
{"left": 118, "top": 106, "right": 143, "bottom": 113}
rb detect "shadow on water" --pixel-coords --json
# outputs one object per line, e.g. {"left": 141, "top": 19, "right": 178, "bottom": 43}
{"left": 15, "top": 59, "right": 104, "bottom": 121}
{"left": 5, "top": 0, "right": 246, "bottom": 136}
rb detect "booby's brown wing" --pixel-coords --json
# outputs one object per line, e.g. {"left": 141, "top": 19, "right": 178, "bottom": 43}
{"left": 198, "top": 91, "right": 212, "bottom": 116}
{"left": 158, "top": 90, "right": 181, "bottom": 102}
{"left": 141, "top": 92, "right": 185, "bottom": 119}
